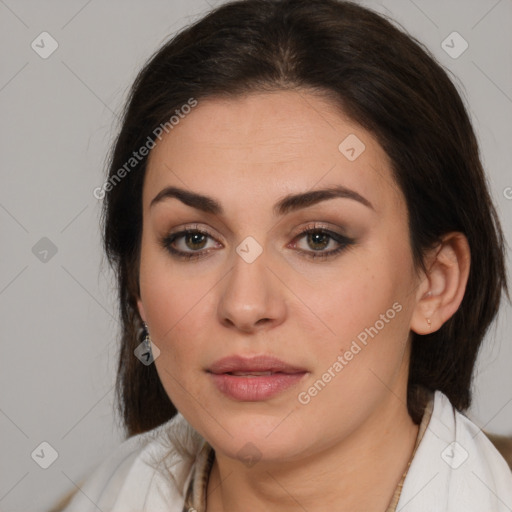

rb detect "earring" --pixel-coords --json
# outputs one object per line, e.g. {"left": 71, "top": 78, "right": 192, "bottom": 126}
{"left": 142, "top": 322, "right": 153, "bottom": 357}
{"left": 426, "top": 318, "right": 432, "bottom": 329}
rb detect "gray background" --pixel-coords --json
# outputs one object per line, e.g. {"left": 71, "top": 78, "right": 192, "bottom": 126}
{"left": 0, "top": 0, "right": 511, "bottom": 510}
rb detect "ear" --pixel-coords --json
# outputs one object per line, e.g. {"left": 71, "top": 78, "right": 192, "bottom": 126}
{"left": 137, "top": 297, "right": 147, "bottom": 323}
{"left": 411, "top": 232, "right": 470, "bottom": 335}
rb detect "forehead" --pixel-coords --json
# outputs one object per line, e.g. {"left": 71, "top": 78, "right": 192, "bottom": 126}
{"left": 144, "top": 90, "right": 402, "bottom": 215}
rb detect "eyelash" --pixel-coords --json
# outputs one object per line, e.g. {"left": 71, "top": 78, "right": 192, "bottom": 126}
{"left": 160, "top": 224, "right": 355, "bottom": 261}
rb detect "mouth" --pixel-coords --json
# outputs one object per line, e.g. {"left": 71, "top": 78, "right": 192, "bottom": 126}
{"left": 226, "top": 371, "right": 282, "bottom": 376}
{"left": 207, "top": 354, "right": 307, "bottom": 375}
{"left": 207, "top": 355, "right": 308, "bottom": 401}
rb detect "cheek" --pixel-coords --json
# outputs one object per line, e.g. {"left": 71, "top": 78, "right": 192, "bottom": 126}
{"left": 140, "top": 232, "right": 203, "bottom": 329}
{"left": 138, "top": 247, "right": 209, "bottom": 369}
{"left": 306, "top": 259, "right": 396, "bottom": 343}
{"left": 301, "top": 241, "right": 413, "bottom": 378}
{"left": 297, "top": 283, "right": 411, "bottom": 430}
{"left": 141, "top": 267, "right": 211, "bottom": 407}
{"left": 142, "top": 280, "right": 207, "bottom": 354}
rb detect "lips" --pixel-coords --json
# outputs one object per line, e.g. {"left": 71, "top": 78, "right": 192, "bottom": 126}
{"left": 207, "top": 355, "right": 307, "bottom": 375}
{"left": 207, "top": 355, "right": 308, "bottom": 401}
{"left": 229, "top": 371, "right": 273, "bottom": 376}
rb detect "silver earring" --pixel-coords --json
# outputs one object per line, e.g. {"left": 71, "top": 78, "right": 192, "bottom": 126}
{"left": 142, "top": 322, "right": 152, "bottom": 356}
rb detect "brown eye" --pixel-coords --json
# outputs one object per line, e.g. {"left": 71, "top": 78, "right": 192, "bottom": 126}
{"left": 306, "top": 231, "right": 331, "bottom": 251}
{"left": 292, "top": 228, "right": 355, "bottom": 260}
{"left": 161, "top": 228, "right": 222, "bottom": 260}
{"left": 184, "top": 232, "right": 208, "bottom": 250}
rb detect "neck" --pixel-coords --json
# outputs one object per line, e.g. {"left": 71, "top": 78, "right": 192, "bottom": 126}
{"left": 205, "top": 394, "right": 420, "bottom": 512}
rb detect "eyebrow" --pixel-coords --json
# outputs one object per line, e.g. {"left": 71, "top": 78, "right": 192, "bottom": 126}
{"left": 150, "top": 185, "right": 374, "bottom": 215}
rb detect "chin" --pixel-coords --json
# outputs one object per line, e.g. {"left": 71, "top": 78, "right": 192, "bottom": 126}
{"left": 200, "top": 412, "right": 312, "bottom": 463}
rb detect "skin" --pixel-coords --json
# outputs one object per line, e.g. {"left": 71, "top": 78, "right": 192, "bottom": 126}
{"left": 137, "top": 90, "right": 470, "bottom": 512}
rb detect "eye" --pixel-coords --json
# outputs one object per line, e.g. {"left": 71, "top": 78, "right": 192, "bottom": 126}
{"left": 161, "top": 226, "right": 222, "bottom": 260}
{"left": 290, "top": 225, "right": 355, "bottom": 260}
{"left": 160, "top": 224, "right": 355, "bottom": 261}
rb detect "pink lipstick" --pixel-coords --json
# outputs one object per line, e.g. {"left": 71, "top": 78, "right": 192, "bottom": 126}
{"left": 207, "top": 355, "right": 308, "bottom": 401}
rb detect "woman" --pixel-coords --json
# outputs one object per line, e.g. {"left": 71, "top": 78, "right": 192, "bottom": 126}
{"left": 61, "top": 0, "right": 512, "bottom": 510}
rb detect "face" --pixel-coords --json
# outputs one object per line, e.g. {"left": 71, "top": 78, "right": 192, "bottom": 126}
{"left": 137, "top": 90, "right": 424, "bottom": 463}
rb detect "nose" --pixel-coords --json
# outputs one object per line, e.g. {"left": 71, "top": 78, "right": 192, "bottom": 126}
{"left": 217, "top": 248, "right": 286, "bottom": 333}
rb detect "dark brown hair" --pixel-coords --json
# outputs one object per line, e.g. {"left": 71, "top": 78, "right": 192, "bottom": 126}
{"left": 102, "top": 0, "right": 509, "bottom": 436}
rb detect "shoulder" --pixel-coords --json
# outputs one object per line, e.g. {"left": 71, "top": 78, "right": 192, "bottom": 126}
{"left": 61, "top": 413, "right": 206, "bottom": 512}
{"left": 398, "top": 391, "right": 512, "bottom": 512}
